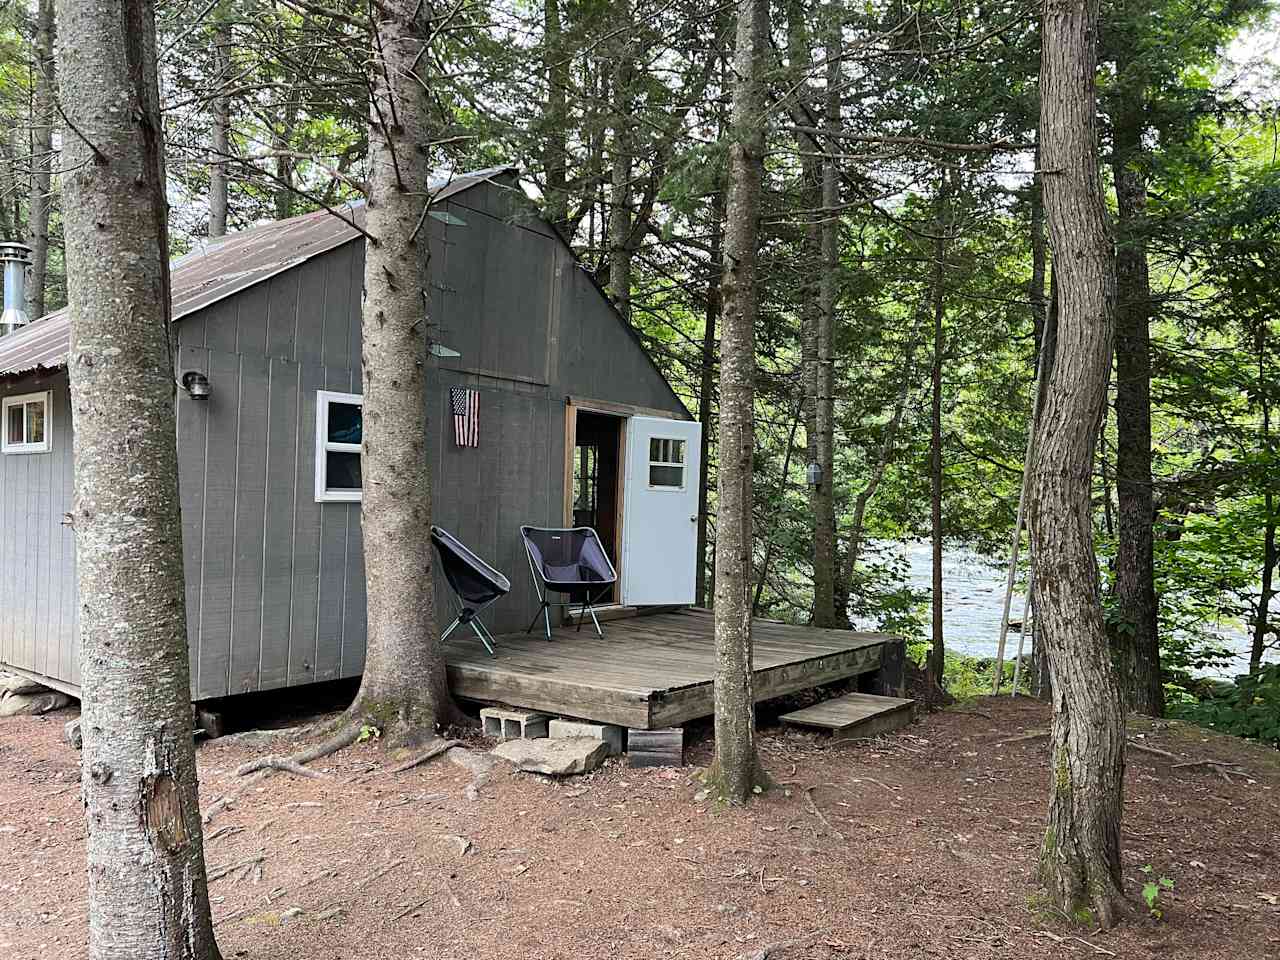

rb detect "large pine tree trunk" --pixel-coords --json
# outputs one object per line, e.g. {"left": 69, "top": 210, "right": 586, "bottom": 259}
{"left": 607, "top": 7, "right": 635, "bottom": 323}
{"left": 709, "top": 0, "right": 769, "bottom": 804}
{"left": 348, "top": 0, "right": 460, "bottom": 743}
{"left": 542, "top": 0, "right": 569, "bottom": 227}
{"left": 26, "top": 0, "right": 55, "bottom": 319}
{"left": 1033, "top": 0, "right": 1128, "bottom": 926}
{"left": 1252, "top": 334, "right": 1276, "bottom": 674}
{"left": 1109, "top": 56, "right": 1163, "bottom": 716}
{"left": 928, "top": 172, "right": 948, "bottom": 687}
{"left": 56, "top": 0, "right": 222, "bottom": 955}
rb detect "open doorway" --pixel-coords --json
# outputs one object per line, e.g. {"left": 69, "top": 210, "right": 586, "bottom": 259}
{"left": 571, "top": 410, "right": 623, "bottom": 604}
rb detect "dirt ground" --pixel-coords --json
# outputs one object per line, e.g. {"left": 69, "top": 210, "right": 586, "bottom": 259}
{"left": 1, "top": 696, "right": 1277, "bottom": 960}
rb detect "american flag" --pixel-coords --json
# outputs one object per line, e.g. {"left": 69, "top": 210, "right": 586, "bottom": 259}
{"left": 450, "top": 386, "right": 479, "bottom": 447}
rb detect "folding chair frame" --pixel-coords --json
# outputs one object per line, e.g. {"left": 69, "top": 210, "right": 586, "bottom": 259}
{"left": 520, "top": 527, "right": 618, "bottom": 641}
{"left": 440, "top": 591, "right": 501, "bottom": 656}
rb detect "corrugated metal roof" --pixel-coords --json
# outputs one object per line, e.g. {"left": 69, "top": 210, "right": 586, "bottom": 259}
{"left": 0, "top": 165, "right": 518, "bottom": 378}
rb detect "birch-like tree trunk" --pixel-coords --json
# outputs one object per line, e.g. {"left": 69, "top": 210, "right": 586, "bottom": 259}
{"left": 1032, "top": 0, "right": 1128, "bottom": 926}
{"left": 208, "top": 19, "right": 230, "bottom": 238}
{"left": 56, "top": 0, "right": 222, "bottom": 955}
{"left": 348, "top": 0, "right": 460, "bottom": 743}
{"left": 26, "top": 0, "right": 55, "bottom": 319}
{"left": 708, "top": 0, "right": 769, "bottom": 804}
{"left": 927, "top": 170, "right": 949, "bottom": 687}
{"left": 1108, "top": 48, "right": 1163, "bottom": 716}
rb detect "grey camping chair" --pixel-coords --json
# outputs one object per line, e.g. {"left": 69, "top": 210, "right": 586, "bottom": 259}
{"left": 431, "top": 525, "right": 510, "bottom": 656}
{"left": 520, "top": 526, "right": 618, "bottom": 640}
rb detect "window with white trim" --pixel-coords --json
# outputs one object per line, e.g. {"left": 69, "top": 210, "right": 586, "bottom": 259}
{"left": 648, "top": 436, "right": 686, "bottom": 489}
{"left": 2, "top": 391, "right": 52, "bottom": 454}
{"left": 315, "top": 390, "right": 362, "bottom": 502}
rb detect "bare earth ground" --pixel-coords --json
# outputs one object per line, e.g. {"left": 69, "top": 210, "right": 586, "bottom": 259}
{"left": 2, "top": 697, "right": 1277, "bottom": 960}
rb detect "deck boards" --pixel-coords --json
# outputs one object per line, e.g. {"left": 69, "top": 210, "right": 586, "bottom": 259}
{"left": 444, "top": 608, "right": 896, "bottom": 729}
{"left": 780, "top": 691, "right": 915, "bottom": 739}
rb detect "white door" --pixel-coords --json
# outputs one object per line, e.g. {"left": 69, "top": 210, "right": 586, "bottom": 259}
{"left": 621, "top": 416, "right": 702, "bottom": 606}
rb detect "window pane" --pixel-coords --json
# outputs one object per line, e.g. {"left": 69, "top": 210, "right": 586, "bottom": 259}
{"left": 650, "top": 465, "right": 683, "bottom": 488}
{"left": 649, "top": 437, "right": 661, "bottom": 462}
{"left": 326, "top": 451, "right": 362, "bottom": 490}
{"left": 668, "top": 440, "right": 685, "bottom": 464}
{"left": 6, "top": 404, "right": 23, "bottom": 445}
{"left": 327, "top": 402, "right": 362, "bottom": 445}
{"left": 26, "top": 401, "right": 44, "bottom": 444}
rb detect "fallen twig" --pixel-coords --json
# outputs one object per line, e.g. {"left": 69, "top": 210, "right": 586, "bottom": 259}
{"left": 803, "top": 786, "right": 845, "bottom": 840}
{"left": 1126, "top": 740, "right": 1177, "bottom": 760}
{"left": 738, "top": 930, "right": 822, "bottom": 960}
{"left": 357, "top": 857, "right": 406, "bottom": 890}
{"left": 995, "top": 730, "right": 1049, "bottom": 746}
{"left": 393, "top": 896, "right": 433, "bottom": 920}
{"left": 390, "top": 738, "right": 464, "bottom": 774}
{"left": 204, "top": 824, "right": 243, "bottom": 844}
{"left": 207, "top": 854, "right": 265, "bottom": 883}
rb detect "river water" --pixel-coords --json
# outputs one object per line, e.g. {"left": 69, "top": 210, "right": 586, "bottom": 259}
{"left": 857, "top": 540, "right": 1272, "bottom": 680}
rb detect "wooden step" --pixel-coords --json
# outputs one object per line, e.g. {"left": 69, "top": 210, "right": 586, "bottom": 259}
{"left": 780, "top": 692, "right": 915, "bottom": 739}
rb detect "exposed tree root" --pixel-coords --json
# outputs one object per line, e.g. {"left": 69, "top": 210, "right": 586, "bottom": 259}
{"left": 234, "top": 756, "right": 330, "bottom": 778}
{"left": 447, "top": 746, "right": 495, "bottom": 800}
{"left": 390, "top": 738, "right": 464, "bottom": 774}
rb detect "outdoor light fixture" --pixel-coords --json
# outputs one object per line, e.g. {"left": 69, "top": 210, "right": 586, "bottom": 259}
{"left": 806, "top": 462, "right": 823, "bottom": 489}
{"left": 179, "top": 369, "right": 211, "bottom": 400}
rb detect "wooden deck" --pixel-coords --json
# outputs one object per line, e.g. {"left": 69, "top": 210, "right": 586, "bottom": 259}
{"left": 443, "top": 608, "right": 898, "bottom": 729}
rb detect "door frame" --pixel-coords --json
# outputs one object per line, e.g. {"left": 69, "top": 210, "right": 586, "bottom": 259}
{"left": 563, "top": 396, "right": 690, "bottom": 602}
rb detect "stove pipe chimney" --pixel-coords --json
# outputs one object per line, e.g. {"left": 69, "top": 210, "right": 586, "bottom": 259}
{"left": 0, "top": 242, "right": 33, "bottom": 338}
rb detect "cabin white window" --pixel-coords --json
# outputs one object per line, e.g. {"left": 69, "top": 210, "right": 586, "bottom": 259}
{"left": 2, "top": 391, "right": 51, "bottom": 454}
{"left": 647, "top": 436, "right": 686, "bottom": 490}
{"left": 315, "top": 390, "right": 363, "bottom": 502}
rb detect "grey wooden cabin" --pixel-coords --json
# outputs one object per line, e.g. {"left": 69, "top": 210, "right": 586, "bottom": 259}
{"left": 0, "top": 166, "right": 702, "bottom": 701}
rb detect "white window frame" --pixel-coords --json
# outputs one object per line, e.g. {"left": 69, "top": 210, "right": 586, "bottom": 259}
{"left": 315, "top": 390, "right": 363, "bottom": 502}
{"left": 646, "top": 435, "right": 688, "bottom": 491}
{"left": 2, "top": 390, "right": 52, "bottom": 455}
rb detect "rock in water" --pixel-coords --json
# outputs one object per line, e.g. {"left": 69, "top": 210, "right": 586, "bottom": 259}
{"left": 491, "top": 737, "right": 609, "bottom": 776}
{"left": 0, "top": 691, "right": 73, "bottom": 717}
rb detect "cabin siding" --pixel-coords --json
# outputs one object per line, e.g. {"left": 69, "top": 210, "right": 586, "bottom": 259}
{"left": 0, "top": 176, "right": 687, "bottom": 699}
{"left": 0, "top": 372, "right": 77, "bottom": 687}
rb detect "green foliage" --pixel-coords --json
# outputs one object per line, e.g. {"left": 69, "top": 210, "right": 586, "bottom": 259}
{"left": 1140, "top": 865, "right": 1176, "bottom": 919}
{"left": 356, "top": 724, "right": 381, "bottom": 744}
{"left": 1167, "top": 663, "right": 1280, "bottom": 745}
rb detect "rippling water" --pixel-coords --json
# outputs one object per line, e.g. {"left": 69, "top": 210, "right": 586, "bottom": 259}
{"left": 855, "top": 540, "right": 1273, "bottom": 680}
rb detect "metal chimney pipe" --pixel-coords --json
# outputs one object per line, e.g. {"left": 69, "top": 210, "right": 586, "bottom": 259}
{"left": 0, "top": 242, "right": 33, "bottom": 338}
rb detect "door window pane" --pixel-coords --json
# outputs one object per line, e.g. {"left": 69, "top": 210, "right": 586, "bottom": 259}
{"left": 649, "top": 465, "right": 684, "bottom": 488}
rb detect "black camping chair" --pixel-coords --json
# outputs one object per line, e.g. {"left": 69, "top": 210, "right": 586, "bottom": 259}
{"left": 520, "top": 526, "right": 618, "bottom": 640}
{"left": 431, "top": 525, "right": 511, "bottom": 656}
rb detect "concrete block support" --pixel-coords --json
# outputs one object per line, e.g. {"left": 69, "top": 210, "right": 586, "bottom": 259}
{"left": 481, "top": 706, "right": 549, "bottom": 741}
{"left": 548, "top": 718, "right": 624, "bottom": 756}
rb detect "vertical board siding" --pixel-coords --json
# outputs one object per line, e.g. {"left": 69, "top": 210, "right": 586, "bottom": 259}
{"left": 228, "top": 352, "right": 270, "bottom": 694}
{"left": 176, "top": 346, "right": 212, "bottom": 687}
{"left": 0, "top": 375, "right": 77, "bottom": 686}
{"left": 287, "top": 364, "right": 326, "bottom": 685}
{"left": 258, "top": 359, "right": 300, "bottom": 689}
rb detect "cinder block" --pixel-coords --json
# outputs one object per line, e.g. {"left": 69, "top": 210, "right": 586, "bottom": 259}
{"left": 548, "top": 718, "right": 624, "bottom": 756}
{"left": 480, "top": 707, "right": 549, "bottom": 741}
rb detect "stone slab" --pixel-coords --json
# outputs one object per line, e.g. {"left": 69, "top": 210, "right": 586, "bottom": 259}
{"left": 491, "top": 737, "right": 609, "bottom": 776}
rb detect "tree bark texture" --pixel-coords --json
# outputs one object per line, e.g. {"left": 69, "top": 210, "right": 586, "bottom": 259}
{"left": 208, "top": 20, "right": 230, "bottom": 238}
{"left": 56, "top": 0, "right": 222, "bottom": 955}
{"left": 1033, "top": 0, "right": 1128, "bottom": 926}
{"left": 26, "top": 0, "right": 55, "bottom": 319}
{"left": 542, "top": 0, "right": 569, "bottom": 226}
{"left": 928, "top": 172, "right": 949, "bottom": 687}
{"left": 607, "top": 1, "right": 635, "bottom": 322}
{"left": 1108, "top": 54, "right": 1163, "bottom": 717}
{"left": 710, "top": 0, "right": 769, "bottom": 804}
{"left": 695, "top": 189, "right": 725, "bottom": 609}
{"left": 1252, "top": 334, "right": 1276, "bottom": 673}
{"left": 349, "top": 0, "right": 459, "bottom": 741}
{"left": 810, "top": 27, "right": 839, "bottom": 628}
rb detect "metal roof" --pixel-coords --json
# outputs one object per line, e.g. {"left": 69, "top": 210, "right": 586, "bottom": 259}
{"left": 0, "top": 165, "right": 518, "bottom": 378}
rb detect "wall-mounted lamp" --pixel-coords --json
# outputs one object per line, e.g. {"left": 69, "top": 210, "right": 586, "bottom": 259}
{"left": 179, "top": 369, "right": 211, "bottom": 400}
{"left": 805, "top": 462, "right": 823, "bottom": 490}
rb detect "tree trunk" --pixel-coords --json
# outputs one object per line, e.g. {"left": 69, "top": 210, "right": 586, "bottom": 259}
{"left": 927, "top": 171, "right": 948, "bottom": 687}
{"left": 1252, "top": 332, "right": 1276, "bottom": 674}
{"left": 542, "top": 0, "right": 569, "bottom": 227}
{"left": 810, "top": 22, "right": 839, "bottom": 628}
{"left": 695, "top": 188, "right": 725, "bottom": 608}
{"left": 708, "top": 0, "right": 769, "bottom": 804}
{"left": 1032, "top": 268, "right": 1059, "bottom": 700}
{"left": 56, "top": 0, "right": 222, "bottom": 955}
{"left": 26, "top": 0, "right": 55, "bottom": 319}
{"left": 208, "top": 19, "right": 230, "bottom": 238}
{"left": 607, "top": 3, "right": 634, "bottom": 322}
{"left": 347, "top": 0, "right": 460, "bottom": 743}
{"left": 1033, "top": 0, "right": 1128, "bottom": 926}
{"left": 1108, "top": 52, "right": 1163, "bottom": 716}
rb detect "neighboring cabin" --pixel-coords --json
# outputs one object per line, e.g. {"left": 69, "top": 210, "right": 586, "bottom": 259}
{"left": 0, "top": 166, "right": 701, "bottom": 702}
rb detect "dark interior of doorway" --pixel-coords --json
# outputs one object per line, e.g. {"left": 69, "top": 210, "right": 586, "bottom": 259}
{"left": 572, "top": 410, "right": 622, "bottom": 604}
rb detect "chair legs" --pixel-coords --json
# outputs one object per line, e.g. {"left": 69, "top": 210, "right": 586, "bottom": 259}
{"left": 525, "top": 601, "right": 553, "bottom": 641}
{"left": 444, "top": 600, "right": 498, "bottom": 657}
